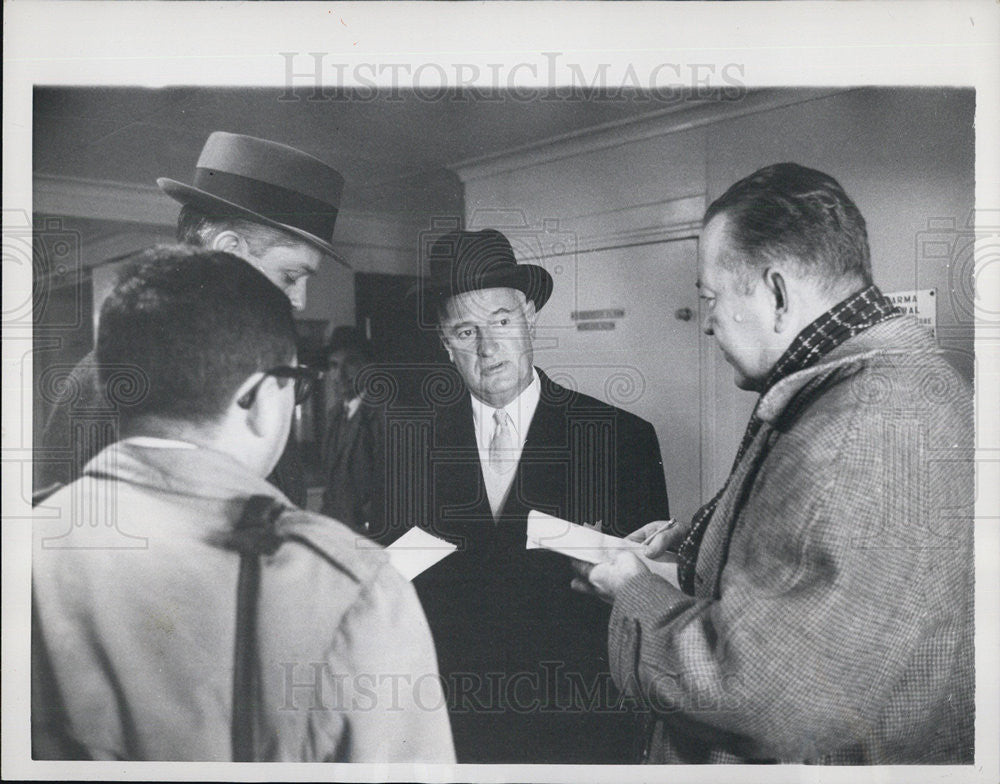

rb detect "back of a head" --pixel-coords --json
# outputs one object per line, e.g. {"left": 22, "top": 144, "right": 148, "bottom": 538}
{"left": 97, "top": 245, "right": 297, "bottom": 426}
{"left": 704, "top": 162, "right": 872, "bottom": 294}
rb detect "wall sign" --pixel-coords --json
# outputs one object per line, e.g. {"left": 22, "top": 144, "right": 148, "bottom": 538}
{"left": 571, "top": 308, "right": 624, "bottom": 332}
{"left": 884, "top": 289, "right": 937, "bottom": 337}
{"left": 571, "top": 308, "right": 625, "bottom": 321}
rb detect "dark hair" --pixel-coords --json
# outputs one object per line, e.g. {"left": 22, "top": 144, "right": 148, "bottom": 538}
{"left": 176, "top": 204, "right": 300, "bottom": 254}
{"left": 704, "top": 162, "right": 872, "bottom": 292}
{"left": 97, "top": 245, "right": 297, "bottom": 423}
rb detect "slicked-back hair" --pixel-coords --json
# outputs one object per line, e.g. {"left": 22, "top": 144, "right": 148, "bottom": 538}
{"left": 704, "top": 163, "right": 873, "bottom": 293}
{"left": 97, "top": 245, "right": 297, "bottom": 423}
{"left": 176, "top": 204, "right": 300, "bottom": 255}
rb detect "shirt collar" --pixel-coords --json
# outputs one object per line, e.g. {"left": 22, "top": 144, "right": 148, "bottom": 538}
{"left": 120, "top": 436, "right": 198, "bottom": 450}
{"left": 344, "top": 395, "right": 363, "bottom": 420}
{"left": 470, "top": 368, "right": 541, "bottom": 446}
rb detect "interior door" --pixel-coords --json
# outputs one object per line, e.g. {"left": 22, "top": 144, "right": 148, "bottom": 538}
{"left": 354, "top": 272, "right": 444, "bottom": 408}
{"left": 533, "top": 238, "right": 706, "bottom": 523}
{"left": 355, "top": 272, "right": 441, "bottom": 366}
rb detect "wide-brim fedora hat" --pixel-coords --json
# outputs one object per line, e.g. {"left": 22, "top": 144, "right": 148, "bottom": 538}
{"left": 417, "top": 229, "right": 553, "bottom": 321}
{"left": 157, "top": 131, "right": 348, "bottom": 267}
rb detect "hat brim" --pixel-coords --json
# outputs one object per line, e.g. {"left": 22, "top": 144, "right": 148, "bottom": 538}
{"left": 413, "top": 263, "right": 553, "bottom": 322}
{"left": 157, "top": 178, "right": 351, "bottom": 270}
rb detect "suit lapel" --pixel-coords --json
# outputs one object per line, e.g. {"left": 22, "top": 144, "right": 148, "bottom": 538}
{"left": 496, "top": 372, "right": 570, "bottom": 529}
{"left": 431, "top": 397, "right": 493, "bottom": 545}
{"left": 431, "top": 371, "right": 575, "bottom": 546}
{"left": 321, "top": 407, "right": 343, "bottom": 475}
{"left": 333, "top": 409, "right": 363, "bottom": 465}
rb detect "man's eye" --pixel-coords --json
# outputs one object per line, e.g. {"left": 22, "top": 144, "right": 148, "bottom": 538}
{"left": 498, "top": 318, "right": 510, "bottom": 327}
{"left": 457, "top": 329, "right": 474, "bottom": 340}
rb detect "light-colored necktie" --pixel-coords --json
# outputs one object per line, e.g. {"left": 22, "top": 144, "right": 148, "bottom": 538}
{"left": 489, "top": 409, "right": 516, "bottom": 474}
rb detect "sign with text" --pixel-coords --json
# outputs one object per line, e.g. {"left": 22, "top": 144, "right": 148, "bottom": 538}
{"left": 885, "top": 289, "right": 937, "bottom": 337}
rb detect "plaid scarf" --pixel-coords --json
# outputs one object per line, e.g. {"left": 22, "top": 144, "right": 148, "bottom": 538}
{"left": 675, "top": 284, "right": 900, "bottom": 594}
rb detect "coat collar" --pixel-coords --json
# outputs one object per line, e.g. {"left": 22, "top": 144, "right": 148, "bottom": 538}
{"left": 82, "top": 438, "right": 291, "bottom": 506}
{"left": 692, "top": 316, "right": 935, "bottom": 597}
{"left": 755, "top": 316, "right": 931, "bottom": 424}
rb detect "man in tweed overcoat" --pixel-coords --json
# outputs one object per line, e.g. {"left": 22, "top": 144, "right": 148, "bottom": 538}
{"left": 574, "top": 163, "right": 974, "bottom": 764}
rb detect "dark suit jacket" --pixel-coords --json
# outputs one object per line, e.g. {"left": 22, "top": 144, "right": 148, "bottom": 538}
{"left": 36, "top": 350, "right": 306, "bottom": 507}
{"left": 320, "top": 397, "right": 389, "bottom": 542}
{"left": 408, "top": 368, "right": 669, "bottom": 763}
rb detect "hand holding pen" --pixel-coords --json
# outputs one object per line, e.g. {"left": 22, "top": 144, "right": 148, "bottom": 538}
{"left": 625, "top": 519, "right": 690, "bottom": 560}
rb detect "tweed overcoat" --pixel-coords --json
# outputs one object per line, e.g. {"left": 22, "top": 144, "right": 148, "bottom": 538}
{"left": 608, "top": 317, "right": 974, "bottom": 764}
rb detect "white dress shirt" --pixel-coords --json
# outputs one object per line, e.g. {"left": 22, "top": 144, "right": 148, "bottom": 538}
{"left": 469, "top": 369, "right": 541, "bottom": 519}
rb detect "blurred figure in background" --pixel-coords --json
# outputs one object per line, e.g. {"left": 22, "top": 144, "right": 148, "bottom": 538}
{"left": 320, "top": 326, "right": 390, "bottom": 542}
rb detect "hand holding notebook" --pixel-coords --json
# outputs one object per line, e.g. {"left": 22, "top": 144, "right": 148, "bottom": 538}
{"left": 526, "top": 510, "right": 680, "bottom": 589}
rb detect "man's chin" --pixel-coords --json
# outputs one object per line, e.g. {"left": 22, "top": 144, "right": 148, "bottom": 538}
{"left": 476, "top": 374, "right": 526, "bottom": 407}
{"left": 733, "top": 370, "right": 764, "bottom": 393}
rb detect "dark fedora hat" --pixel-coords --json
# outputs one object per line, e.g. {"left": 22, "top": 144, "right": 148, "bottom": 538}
{"left": 157, "top": 132, "right": 348, "bottom": 266}
{"left": 418, "top": 229, "right": 553, "bottom": 321}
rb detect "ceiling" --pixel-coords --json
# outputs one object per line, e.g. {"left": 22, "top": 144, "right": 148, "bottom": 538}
{"left": 33, "top": 86, "right": 711, "bottom": 213}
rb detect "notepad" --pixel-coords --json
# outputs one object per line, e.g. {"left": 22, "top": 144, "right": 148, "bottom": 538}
{"left": 385, "top": 527, "right": 457, "bottom": 581}
{"left": 526, "top": 510, "right": 680, "bottom": 589}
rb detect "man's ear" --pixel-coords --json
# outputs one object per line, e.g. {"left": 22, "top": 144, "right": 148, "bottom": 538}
{"left": 764, "top": 268, "right": 790, "bottom": 332}
{"left": 211, "top": 230, "right": 245, "bottom": 256}
{"left": 523, "top": 298, "right": 538, "bottom": 336}
{"left": 232, "top": 372, "right": 269, "bottom": 436}
{"left": 438, "top": 330, "right": 455, "bottom": 363}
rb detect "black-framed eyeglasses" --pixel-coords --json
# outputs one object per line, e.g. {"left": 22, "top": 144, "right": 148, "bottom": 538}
{"left": 237, "top": 365, "right": 322, "bottom": 409}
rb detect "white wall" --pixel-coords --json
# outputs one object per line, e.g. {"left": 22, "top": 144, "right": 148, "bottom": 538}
{"left": 704, "top": 88, "right": 976, "bottom": 475}
{"left": 455, "top": 88, "right": 976, "bottom": 512}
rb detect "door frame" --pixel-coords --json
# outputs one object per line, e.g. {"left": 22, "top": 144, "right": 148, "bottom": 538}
{"left": 543, "top": 223, "right": 720, "bottom": 510}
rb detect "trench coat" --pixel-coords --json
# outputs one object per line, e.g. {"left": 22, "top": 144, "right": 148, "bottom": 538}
{"left": 32, "top": 439, "right": 455, "bottom": 762}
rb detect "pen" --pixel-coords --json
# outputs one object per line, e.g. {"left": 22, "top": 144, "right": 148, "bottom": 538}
{"left": 642, "top": 519, "right": 677, "bottom": 546}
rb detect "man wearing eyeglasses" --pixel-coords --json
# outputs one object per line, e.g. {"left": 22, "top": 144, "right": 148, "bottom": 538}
{"left": 37, "top": 132, "right": 347, "bottom": 507}
{"left": 31, "top": 246, "right": 455, "bottom": 762}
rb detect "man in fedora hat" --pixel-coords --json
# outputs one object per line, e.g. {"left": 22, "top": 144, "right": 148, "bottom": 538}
{"left": 37, "top": 132, "right": 347, "bottom": 506}
{"left": 400, "top": 228, "right": 670, "bottom": 763}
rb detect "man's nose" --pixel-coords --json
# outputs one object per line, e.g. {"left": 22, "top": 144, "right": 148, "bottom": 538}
{"left": 288, "top": 279, "right": 307, "bottom": 311}
{"left": 477, "top": 328, "right": 499, "bottom": 356}
{"left": 701, "top": 311, "right": 714, "bottom": 336}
